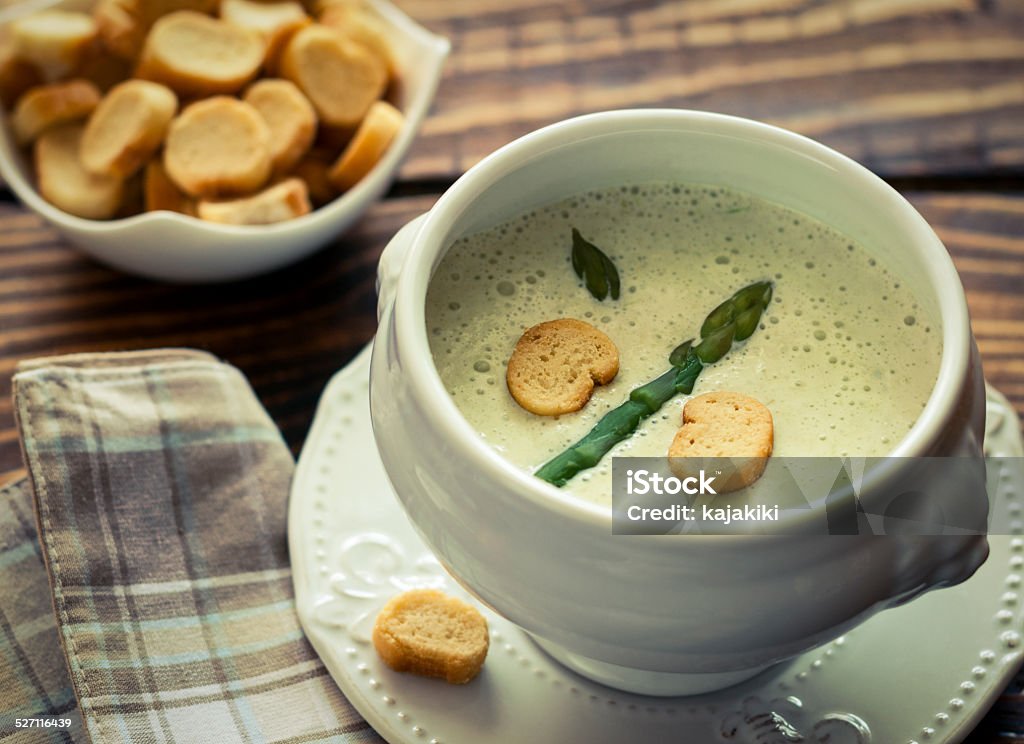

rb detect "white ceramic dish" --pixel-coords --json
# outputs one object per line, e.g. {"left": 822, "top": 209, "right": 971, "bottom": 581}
{"left": 369, "top": 110, "right": 989, "bottom": 695}
{"left": 290, "top": 346, "right": 1024, "bottom": 744}
{"left": 0, "top": 0, "right": 449, "bottom": 282}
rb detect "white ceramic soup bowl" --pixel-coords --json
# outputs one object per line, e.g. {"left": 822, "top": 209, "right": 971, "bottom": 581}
{"left": 369, "top": 109, "right": 989, "bottom": 696}
{"left": 0, "top": 0, "right": 448, "bottom": 283}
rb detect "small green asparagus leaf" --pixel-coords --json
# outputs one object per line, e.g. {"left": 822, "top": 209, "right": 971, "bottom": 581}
{"left": 733, "top": 304, "right": 762, "bottom": 341}
{"left": 733, "top": 280, "right": 773, "bottom": 312}
{"left": 695, "top": 322, "right": 735, "bottom": 363}
{"left": 603, "top": 253, "right": 621, "bottom": 300}
{"left": 571, "top": 228, "right": 621, "bottom": 302}
{"left": 673, "top": 352, "right": 703, "bottom": 394}
{"left": 668, "top": 339, "right": 694, "bottom": 367}
{"left": 581, "top": 250, "right": 608, "bottom": 300}
{"left": 700, "top": 298, "right": 735, "bottom": 337}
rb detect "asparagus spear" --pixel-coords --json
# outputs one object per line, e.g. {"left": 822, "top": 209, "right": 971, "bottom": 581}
{"left": 534, "top": 280, "right": 772, "bottom": 487}
{"left": 571, "top": 228, "right": 621, "bottom": 301}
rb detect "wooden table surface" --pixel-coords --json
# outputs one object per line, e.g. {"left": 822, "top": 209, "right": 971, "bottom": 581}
{"left": 1, "top": 0, "right": 1023, "bottom": 740}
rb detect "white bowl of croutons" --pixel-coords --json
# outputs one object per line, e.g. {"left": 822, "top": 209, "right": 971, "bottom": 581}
{"left": 0, "top": 0, "right": 448, "bottom": 282}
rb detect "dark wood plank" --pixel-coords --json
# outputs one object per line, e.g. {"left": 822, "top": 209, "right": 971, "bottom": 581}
{"left": 908, "top": 192, "right": 1024, "bottom": 428}
{"left": 394, "top": 0, "right": 1024, "bottom": 182}
{"left": 0, "top": 193, "right": 436, "bottom": 476}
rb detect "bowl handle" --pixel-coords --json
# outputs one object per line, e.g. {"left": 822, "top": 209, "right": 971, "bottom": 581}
{"left": 376, "top": 213, "right": 429, "bottom": 321}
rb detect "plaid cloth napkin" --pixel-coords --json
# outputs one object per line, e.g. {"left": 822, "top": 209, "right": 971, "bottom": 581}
{"left": 2, "top": 350, "right": 385, "bottom": 744}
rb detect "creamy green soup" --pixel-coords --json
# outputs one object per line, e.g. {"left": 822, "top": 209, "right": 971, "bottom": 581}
{"left": 426, "top": 182, "right": 941, "bottom": 506}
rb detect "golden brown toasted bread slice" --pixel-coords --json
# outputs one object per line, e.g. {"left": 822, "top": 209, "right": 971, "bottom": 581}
{"left": 311, "top": 0, "right": 367, "bottom": 14}
{"left": 115, "top": 169, "right": 145, "bottom": 218}
{"left": 11, "top": 10, "right": 97, "bottom": 81}
{"left": 144, "top": 158, "right": 195, "bottom": 215}
{"left": 92, "top": 0, "right": 143, "bottom": 60}
{"left": 92, "top": 0, "right": 220, "bottom": 61}
{"left": 372, "top": 589, "right": 489, "bottom": 685}
{"left": 326, "top": 99, "right": 402, "bottom": 191}
{"left": 0, "top": 43, "right": 44, "bottom": 108}
{"left": 35, "top": 123, "right": 123, "bottom": 219}
{"left": 12, "top": 79, "right": 101, "bottom": 145}
{"left": 243, "top": 78, "right": 317, "bottom": 173}
{"left": 196, "top": 177, "right": 310, "bottom": 224}
{"left": 668, "top": 391, "right": 774, "bottom": 493}
{"left": 163, "top": 96, "right": 272, "bottom": 198}
{"left": 279, "top": 23, "right": 386, "bottom": 127}
{"left": 289, "top": 149, "right": 338, "bottom": 206}
{"left": 136, "top": 11, "right": 265, "bottom": 97}
{"left": 81, "top": 80, "right": 177, "bottom": 178}
{"left": 220, "top": 0, "right": 311, "bottom": 71}
{"left": 506, "top": 318, "right": 619, "bottom": 416}
{"left": 318, "top": 3, "right": 393, "bottom": 77}
{"left": 72, "top": 46, "right": 133, "bottom": 93}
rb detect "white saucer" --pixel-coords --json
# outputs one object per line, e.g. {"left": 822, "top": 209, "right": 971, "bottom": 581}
{"left": 289, "top": 344, "right": 1024, "bottom": 744}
